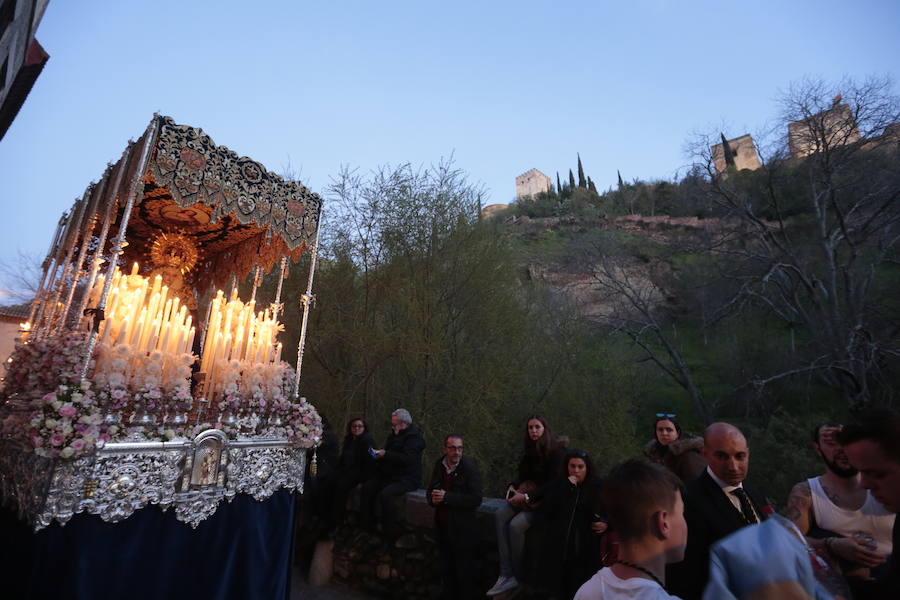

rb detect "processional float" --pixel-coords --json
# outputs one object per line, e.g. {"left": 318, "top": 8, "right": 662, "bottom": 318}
{"left": 0, "top": 115, "right": 323, "bottom": 528}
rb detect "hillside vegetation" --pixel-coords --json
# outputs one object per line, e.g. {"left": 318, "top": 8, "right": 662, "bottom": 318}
{"left": 255, "top": 77, "right": 899, "bottom": 504}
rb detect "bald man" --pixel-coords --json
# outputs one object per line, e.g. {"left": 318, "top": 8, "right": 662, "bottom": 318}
{"left": 667, "top": 423, "right": 769, "bottom": 600}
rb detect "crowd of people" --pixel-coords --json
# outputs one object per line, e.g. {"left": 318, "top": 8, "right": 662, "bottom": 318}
{"left": 303, "top": 407, "right": 900, "bottom": 600}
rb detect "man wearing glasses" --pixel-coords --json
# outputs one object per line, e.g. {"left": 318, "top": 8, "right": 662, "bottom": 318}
{"left": 428, "top": 434, "right": 484, "bottom": 600}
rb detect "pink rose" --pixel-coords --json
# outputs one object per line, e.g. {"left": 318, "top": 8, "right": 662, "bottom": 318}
{"left": 50, "top": 433, "right": 66, "bottom": 447}
{"left": 59, "top": 404, "right": 77, "bottom": 418}
{"left": 70, "top": 439, "right": 86, "bottom": 451}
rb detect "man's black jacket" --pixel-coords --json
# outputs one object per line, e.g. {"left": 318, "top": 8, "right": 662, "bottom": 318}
{"left": 426, "top": 456, "right": 483, "bottom": 545}
{"left": 667, "top": 470, "right": 768, "bottom": 600}
{"left": 378, "top": 424, "right": 425, "bottom": 487}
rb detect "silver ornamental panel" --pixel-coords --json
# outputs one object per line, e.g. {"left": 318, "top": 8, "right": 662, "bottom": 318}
{"left": 0, "top": 432, "right": 306, "bottom": 531}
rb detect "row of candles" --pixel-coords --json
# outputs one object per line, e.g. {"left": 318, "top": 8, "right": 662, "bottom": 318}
{"left": 199, "top": 289, "right": 283, "bottom": 395}
{"left": 89, "top": 263, "right": 196, "bottom": 356}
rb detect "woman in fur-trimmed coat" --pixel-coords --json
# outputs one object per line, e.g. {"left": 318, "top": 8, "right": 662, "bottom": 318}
{"left": 643, "top": 414, "right": 706, "bottom": 484}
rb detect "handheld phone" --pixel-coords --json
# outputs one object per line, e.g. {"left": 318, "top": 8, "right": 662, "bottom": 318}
{"left": 368, "top": 447, "right": 378, "bottom": 458}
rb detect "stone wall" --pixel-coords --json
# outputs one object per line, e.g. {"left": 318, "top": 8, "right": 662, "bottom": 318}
{"left": 303, "top": 490, "right": 509, "bottom": 599}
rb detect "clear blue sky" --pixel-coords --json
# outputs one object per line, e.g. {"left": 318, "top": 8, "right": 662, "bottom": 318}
{"left": 1, "top": 0, "right": 898, "bottom": 266}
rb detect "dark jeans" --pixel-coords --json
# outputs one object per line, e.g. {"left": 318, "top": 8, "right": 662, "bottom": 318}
{"left": 436, "top": 525, "right": 479, "bottom": 600}
{"left": 330, "top": 471, "right": 365, "bottom": 526}
{"left": 359, "top": 477, "right": 415, "bottom": 536}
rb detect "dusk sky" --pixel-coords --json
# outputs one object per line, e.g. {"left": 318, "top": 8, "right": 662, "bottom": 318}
{"left": 1, "top": 0, "right": 898, "bottom": 273}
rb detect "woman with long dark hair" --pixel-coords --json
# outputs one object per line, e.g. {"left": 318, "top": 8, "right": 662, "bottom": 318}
{"left": 327, "top": 417, "right": 376, "bottom": 530}
{"left": 643, "top": 413, "right": 705, "bottom": 483}
{"left": 487, "top": 415, "right": 566, "bottom": 597}
{"left": 531, "top": 449, "right": 607, "bottom": 599}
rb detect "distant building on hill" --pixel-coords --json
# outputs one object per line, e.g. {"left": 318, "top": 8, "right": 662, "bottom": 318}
{"left": 515, "top": 168, "right": 552, "bottom": 199}
{"left": 788, "top": 101, "right": 860, "bottom": 158}
{"left": 711, "top": 134, "right": 761, "bottom": 173}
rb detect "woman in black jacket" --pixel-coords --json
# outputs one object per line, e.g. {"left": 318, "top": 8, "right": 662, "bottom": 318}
{"left": 531, "top": 449, "right": 607, "bottom": 599}
{"left": 328, "top": 417, "right": 376, "bottom": 529}
{"left": 487, "top": 415, "right": 566, "bottom": 597}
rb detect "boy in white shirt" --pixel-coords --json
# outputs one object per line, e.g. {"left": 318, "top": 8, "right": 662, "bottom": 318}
{"left": 575, "top": 460, "right": 686, "bottom": 599}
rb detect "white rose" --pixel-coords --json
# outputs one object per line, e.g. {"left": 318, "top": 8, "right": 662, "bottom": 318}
{"left": 60, "top": 447, "right": 75, "bottom": 458}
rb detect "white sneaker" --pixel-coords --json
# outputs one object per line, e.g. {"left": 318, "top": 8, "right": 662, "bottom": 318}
{"left": 486, "top": 575, "right": 519, "bottom": 596}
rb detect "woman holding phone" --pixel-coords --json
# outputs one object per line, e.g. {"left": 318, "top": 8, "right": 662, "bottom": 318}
{"left": 487, "top": 415, "right": 566, "bottom": 597}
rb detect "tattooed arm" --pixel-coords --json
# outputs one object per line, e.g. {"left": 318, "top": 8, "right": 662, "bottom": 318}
{"left": 784, "top": 481, "right": 814, "bottom": 533}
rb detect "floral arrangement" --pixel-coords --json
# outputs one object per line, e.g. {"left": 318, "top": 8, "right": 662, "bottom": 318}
{"left": 27, "top": 381, "right": 107, "bottom": 459}
{"left": 2, "top": 333, "right": 322, "bottom": 458}
{"left": 3, "top": 332, "right": 91, "bottom": 398}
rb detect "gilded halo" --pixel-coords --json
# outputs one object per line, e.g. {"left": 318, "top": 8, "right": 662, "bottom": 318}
{"left": 149, "top": 232, "right": 200, "bottom": 275}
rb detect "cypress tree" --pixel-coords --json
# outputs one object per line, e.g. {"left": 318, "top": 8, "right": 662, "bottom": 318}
{"left": 588, "top": 176, "right": 597, "bottom": 193}
{"left": 720, "top": 133, "right": 736, "bottom": 168}
{"left": 557, "top": 172, "right": 563, "bottom": 194}
{"left": 617, "top": 170, "right": 624, "bottom": 190}
{"left": 577, "top": 153, "right": 586, "bottom": 188}
{"left": 568, "top": 169, "right": 576, "bottom": 189}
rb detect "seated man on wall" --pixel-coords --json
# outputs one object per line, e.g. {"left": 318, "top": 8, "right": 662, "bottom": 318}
{"left": 427, "top": 433, "right": 483, "bottom": 600}
{"left": 359, "top": 408, "right": 425, "bottom": 538}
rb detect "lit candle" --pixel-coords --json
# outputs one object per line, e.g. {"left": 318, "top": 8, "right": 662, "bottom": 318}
{"left": 158, "top": 321, "right": 170, "bottom": 353}
{"left": 116, "top": 316, "right": 130, "bottom": 346}
{"left": 147, "top": 319, "right": 160, "bottom": 354}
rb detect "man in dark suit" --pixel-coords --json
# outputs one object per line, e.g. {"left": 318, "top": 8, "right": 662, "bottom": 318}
{"left": 427, "top": 434, "right": 483, "bottom": 600}
{"left": 667, "top": 422, "right": 768, "bottom": 600}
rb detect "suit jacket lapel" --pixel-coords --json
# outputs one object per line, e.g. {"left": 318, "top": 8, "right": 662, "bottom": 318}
{"left": 699, "top": 471, "right": 748, "bottom": 532}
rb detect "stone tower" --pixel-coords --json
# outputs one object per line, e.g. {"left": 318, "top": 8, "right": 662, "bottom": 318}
{"left": 515, "top": 168, "right": 552, "bottom": 199}
{"left": 788, "top": 102, "right": 860, "bottom": 158}
{"left": 711, "top": 134, "right": 761, "bottom": 173}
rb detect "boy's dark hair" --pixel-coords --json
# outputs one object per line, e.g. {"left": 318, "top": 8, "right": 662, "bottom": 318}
{"left": 836, "top": 409, "right": 900, "bottom": 463}
{"left": 602, "top": 459, "right": 683, "bottom": 543}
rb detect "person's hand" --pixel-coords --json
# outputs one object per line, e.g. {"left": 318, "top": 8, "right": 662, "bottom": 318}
{"left": 591, "top": 521, "right": 608, "bottom": 534}
{"left": 375, "top": 449, "right": 385, "bottom": 458}
{"left": 567, "top": 475, "right": 578, "bottom": 486}
{"left": 830, "top": 537, "right": 885, "bottom": 568}
{"left": 431, "top": 489, "right": 445, "bottom": 504}
{"left": 508, "top": 492, "right": 527, "bottom": 508}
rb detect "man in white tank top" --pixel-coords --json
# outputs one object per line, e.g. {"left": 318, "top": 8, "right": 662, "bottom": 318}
{"left": 785, "top": 424, "right": 895, "bottom": 583}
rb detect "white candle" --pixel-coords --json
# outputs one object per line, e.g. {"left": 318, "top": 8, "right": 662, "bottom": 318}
{"left": 116, "top": 316, "right": 130, "bottom": 346}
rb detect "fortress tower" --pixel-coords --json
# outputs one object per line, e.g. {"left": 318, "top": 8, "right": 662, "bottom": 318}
{"left": 711, "top": 134, "right": 761, "bottom": 173}
{"left": 515, "top": 168, "right": 552, "bottom": 199}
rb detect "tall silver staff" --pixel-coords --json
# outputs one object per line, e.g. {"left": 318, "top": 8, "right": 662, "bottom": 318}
{"left": 27, "top": 213, "right": 67, "bottom": 328}
{"left": 292, "top": 213, "right": 322, "bottom": 397}
{"left": 74, "top": 158, "right": 127, "bottom": 331}
{"left": 79, "top": 117, "right": 160, "bottom": 381}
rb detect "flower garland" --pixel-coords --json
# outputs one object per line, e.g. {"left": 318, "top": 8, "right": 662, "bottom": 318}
{"left": 27, "top": 381, "right": 107, "bottom": 459}
{"left": 3, "top": 332, "right": 92, "bottom": 398}
{"left": 2, "top": 334, "right": 322, "bottom": 458}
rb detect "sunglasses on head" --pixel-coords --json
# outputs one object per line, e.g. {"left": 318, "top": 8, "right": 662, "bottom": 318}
{"left": 656, "top": 413, "right": 677, "bottom": 418}
{"left": 570, "top": 450, "right": 589, "bottom": 459}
